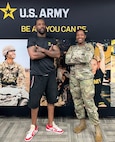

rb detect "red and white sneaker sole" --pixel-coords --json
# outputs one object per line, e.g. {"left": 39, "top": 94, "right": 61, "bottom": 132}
{"left": 24, "top": 129, "right": 38, "bottom": 141}
{"left": 46, "top": 128, "right": 64, "bottom": 134}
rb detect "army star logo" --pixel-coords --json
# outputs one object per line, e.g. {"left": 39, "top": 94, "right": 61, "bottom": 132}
{"left": 0, "top": 2, "right": 17, "bottom": 19}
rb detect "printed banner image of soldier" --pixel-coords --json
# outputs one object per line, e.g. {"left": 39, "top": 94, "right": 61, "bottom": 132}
{"left": 111, "top": 39, "right": 115, "bottom": 107}
{"left": 92, "top": 40, "right": 111, "bottom": 107}
{"left": 55, "top": 39, "right": 73, "bottom": 107}
{"left": 0, "top": 45, "right": 29, "bottom": 106}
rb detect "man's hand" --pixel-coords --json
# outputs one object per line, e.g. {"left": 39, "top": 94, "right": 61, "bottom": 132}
{"left": 36, "top": 44, "right": 54, "bottom": 52}
{"left": 46, "top": 44, "right": 60, "bottom": 58}
{"left": 35, "top": 44, "right": 60, "bottom": 58}
{"left": 35, "top": 45, "right": 45, "bottom": 53}
{"left": 49, "top": 44, "right": 54, "bottom": 51}
{"left": 27, "top": 45, "right": 46, "bottom": 60}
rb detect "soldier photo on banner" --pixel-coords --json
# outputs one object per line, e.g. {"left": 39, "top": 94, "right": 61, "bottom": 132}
{"left": 0, "top": 40, "right": 29, "bottom": 106}
{"left": 92, "top": 40, "right": 111, "bottom": 107}
{"left": 111, "top": 39, "right": 115, "bottom": 107}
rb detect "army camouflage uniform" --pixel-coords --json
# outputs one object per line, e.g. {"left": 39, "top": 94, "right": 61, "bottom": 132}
{"left": 0, "top": 61, "right": 29, "bottom": 106}
{"left": 0, "top": 61, "right": 25, "bottom": 88}
{"left": 65, "top": 42, "right": 99, "bottom": 125}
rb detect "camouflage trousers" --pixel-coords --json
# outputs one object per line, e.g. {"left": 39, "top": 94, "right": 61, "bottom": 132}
{"left": 70, "top": 75, "right": 99, "bottom": 125}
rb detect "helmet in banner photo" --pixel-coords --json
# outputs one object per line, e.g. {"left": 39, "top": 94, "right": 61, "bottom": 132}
{"left": 2, "top": 45, "right": 16, "bottom": 56}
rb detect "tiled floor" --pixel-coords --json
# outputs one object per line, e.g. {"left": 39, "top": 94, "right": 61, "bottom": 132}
{"left": 0, "top": 117, "right": 115, "bottom": 142}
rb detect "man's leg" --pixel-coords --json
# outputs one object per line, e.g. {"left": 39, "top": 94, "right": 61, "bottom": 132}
{"left": 47, "top": 103, "right": 54, "bottom": 125}
{"left": 45, "top": 71, "right": 64, "bottom": 134}
{"left": 46, "top": 103, "right": 64, "bottom": 134}
{"left": 24, "top": 108, "right": 39, "bottom": 142}
{"left": 46, "top": 71, "right": 57, "bottom": 126}
{"left": 25, "top": 75, "right": 43, "bottom": 141}
{"left": 31, "top": 108, "right": 39, "bottom": 126}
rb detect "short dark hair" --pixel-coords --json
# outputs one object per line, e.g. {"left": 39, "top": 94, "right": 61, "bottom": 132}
{"left": 76, "top": 29, "right": 86, "bottom": 35}
{"left": 35, "top": 18, "right": 46, "bottom": 25}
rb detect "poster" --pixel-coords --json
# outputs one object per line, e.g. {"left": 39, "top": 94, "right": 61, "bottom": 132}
{"left": 0, "top": 39, "right": 29, "bottom": 106}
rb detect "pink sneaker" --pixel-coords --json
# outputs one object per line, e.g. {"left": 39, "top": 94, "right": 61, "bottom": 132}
{"left": 24, "top": 124, "right": 38, "bottom": 141}
{"left": 46, "top": 121, "right": 64, "bottom": 134}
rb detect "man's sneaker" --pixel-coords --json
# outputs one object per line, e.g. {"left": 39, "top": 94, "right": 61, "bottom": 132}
{"left": 24, "top": 124, "right": 38, "bottom": 141}
{"left": 46, "top": 121, "right": 64, "bottom": 134}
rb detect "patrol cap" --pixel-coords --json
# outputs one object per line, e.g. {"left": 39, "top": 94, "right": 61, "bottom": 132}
{"left": 2, "top": 46, "right": 16, "bottom": 56}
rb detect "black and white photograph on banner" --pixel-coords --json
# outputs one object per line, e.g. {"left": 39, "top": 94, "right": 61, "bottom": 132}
{"left": 0, "top": 39, "right": 30, "bottom": 106}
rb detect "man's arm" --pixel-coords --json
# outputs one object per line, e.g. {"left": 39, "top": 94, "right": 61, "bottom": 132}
{"left": 37, "top": 44, "right": 60, "bottom": 58}
{"left": 27, "top": 45, "right": 46, "bottom": 60}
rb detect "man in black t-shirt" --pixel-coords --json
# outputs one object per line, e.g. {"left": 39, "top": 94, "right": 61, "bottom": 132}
{"left": 25, "top": 19, "right": 64, "bottom": 142}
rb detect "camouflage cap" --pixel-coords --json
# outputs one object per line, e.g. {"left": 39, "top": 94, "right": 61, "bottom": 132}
{"left": 2, "top": 46, "right": 16, "bottom": 56}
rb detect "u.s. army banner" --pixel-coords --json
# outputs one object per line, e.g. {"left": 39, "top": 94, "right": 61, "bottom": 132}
{"left": 0, "top": 0, "right": 115, "bottom": 112}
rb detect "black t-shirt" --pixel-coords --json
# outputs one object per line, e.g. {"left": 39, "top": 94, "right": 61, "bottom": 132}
{"left": 27, "top": 35, "right": 57, "bottom": 75}
{"left": 93, "top": 68, "right": 104, "bottom": 96}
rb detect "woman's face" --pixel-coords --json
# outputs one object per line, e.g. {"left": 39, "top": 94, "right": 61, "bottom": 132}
{"left": 76, "top": 30, "right": 86, "bottom": 44}
{"left": 7, "top": 50, "right": 16, "bottom": 59}
{"left": 91, "top": 59, "right": 98, "bottom": 72}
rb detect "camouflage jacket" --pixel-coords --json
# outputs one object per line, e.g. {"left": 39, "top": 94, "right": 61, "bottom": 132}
{"left": 0, "top": 61, "right": 25, "bottom": 88}
{"left": 65, "top": 42, "right": 94, "bottom": 80}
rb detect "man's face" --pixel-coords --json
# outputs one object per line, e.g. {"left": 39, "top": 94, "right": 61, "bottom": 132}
{"left": 6, "top": 50, "right": 16, "bottom": 59}
{"left": 76, "top": 30, "right": 86, "bottom": 44}
{"left": 35, "top": 19, "right": 46, "bottom": 35}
